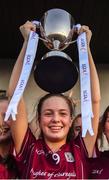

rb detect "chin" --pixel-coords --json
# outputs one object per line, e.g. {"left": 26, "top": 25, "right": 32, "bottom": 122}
{"left": 0, "top": 133, "right": 12, "bottom": 144}
{"left": 48, "top": 135, "right": 66, "bottom": 142}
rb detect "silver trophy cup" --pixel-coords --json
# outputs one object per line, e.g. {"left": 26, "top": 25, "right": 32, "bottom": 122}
{"left": 34, "top": 8, "right": 78, "bottom": 93}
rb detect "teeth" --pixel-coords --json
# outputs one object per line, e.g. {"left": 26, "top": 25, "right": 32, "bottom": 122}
{"left": 50, "top": 127, "right": 62, "bottom": 130}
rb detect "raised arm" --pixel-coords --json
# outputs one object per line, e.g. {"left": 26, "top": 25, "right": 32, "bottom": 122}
{"left": 78, "top": 26, "right": 101, "bottom": 157}
{"left": 7, "top": 21, "right": 36, "bottom": 153}
{"left": 8, "top": 21, "right": 36, "bottom": 95}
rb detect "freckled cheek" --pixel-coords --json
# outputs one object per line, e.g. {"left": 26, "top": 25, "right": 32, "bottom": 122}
{"left": 40, "top": 117, "right": 51, "bottom": 126}
{"left": 64, "top": 118, "right": 72, "bottom": 126}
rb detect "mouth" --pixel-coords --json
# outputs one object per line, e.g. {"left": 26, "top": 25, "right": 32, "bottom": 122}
{"left": 49, "top": 126, "right": 63, "bottom": 131}
{"left": 0, "top": 126, "right": 10, "bottom": 135}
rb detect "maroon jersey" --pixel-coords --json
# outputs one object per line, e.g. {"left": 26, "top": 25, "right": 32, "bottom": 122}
{"left": 100, "top": 150, "right": 109, "bottom": 158}
{"left": 0, "top": 164, "right": 11, "bottom": 179}
{"left": 16, "top": 128, "right": 88, "bottom": 179}
{"left": 89, "top": 152, "right": 109, "bottom": 179}
{"left": 0, "top": 154, "right": 19, "bottom": 179}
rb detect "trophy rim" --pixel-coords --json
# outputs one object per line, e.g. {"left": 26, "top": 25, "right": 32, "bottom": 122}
{"left": 41, "top": 51, "right": 72, "bottom": 62}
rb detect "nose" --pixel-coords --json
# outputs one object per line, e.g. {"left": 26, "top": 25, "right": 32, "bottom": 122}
{"left": 51, "top": 113, "right": 60, "bottom": 123}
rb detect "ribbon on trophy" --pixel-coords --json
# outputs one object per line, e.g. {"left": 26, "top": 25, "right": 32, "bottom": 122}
{"left": 76, "top": 24, "right": 94, "bottom": 137}
{"left": 4, "top": 21, "right": 39, "bottom": 121}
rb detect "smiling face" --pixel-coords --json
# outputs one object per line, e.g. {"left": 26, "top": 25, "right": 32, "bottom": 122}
{"left": 39, "top": 96, "right": 72, "bottom": 145}
{"left": 104, "top": 112, "right": 109, "bottom": 142}
{"left": 0, "top": 100, "right": 12, "bottom": 144}
{"left": 73, "top": 116, "right": 82, "bottom": 139}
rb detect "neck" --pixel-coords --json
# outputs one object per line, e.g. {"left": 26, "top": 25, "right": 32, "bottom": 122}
{"left": 44, "top": 139, "right": 66, "bottom": 152}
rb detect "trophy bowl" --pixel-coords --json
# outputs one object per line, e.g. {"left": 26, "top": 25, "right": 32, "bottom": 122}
{"left": 34, "top": 8, "right": 78, "bottom": 93}
{"left": 40, "top": 8, "right": 75, "bottom": 50}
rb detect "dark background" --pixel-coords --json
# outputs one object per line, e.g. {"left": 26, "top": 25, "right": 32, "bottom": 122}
{"left": 0, "top": 0, "right": 109, "bottom": 64}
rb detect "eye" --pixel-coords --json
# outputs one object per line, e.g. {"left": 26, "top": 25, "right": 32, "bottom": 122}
{"left": 44, "top": 112, "right": 52, "bottom": 116}
{"left": 60, "top": 112, "right": 68, "bottom": 116}
{"left": 75, "top": 126, "right": 81, "bottom": 132}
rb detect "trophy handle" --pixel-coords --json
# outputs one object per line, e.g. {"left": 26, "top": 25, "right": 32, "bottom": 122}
{"left": 64, "top": 27, "right": 78, "bottom": 45}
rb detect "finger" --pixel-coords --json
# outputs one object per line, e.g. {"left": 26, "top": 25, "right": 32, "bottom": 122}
{"left": 78, "top": 25, "right": 90, "bottom": 34}
{"left": 19, "top": 21, "right": 36, "bottom": 32}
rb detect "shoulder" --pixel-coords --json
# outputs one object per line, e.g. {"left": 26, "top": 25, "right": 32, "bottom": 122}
{"left": 74, "top": 135, "right": 88, "bottom": 157}
{"left": 89, "top": 156, "right": 109, "bottom": 179}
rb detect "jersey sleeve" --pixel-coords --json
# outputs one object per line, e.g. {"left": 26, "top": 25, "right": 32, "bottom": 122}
{"left": 15, "top": 128, "right": 36, "bottom": 176}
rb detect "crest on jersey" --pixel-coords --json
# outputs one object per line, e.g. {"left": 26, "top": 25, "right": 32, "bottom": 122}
{"left": 64, "top": 152, "right": 75, "bottom": 162}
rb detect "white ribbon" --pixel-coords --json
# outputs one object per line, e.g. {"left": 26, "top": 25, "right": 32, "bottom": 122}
{"left": 5, "top": 27, "right": 39, "bottom": 121}
{"left": 76, "top": 24, "right": 94, "bottom": 137}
